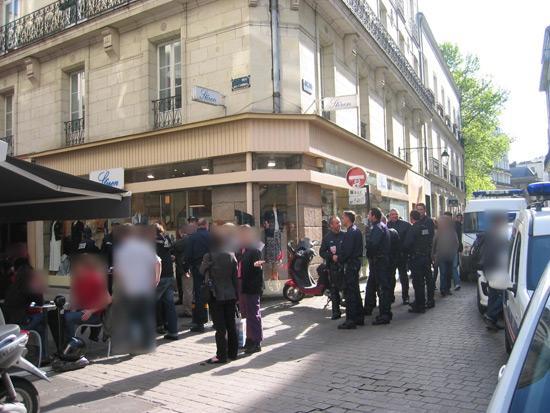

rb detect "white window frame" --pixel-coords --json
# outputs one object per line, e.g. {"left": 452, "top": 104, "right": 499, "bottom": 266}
{"left": 157, "top": 39, "right": 182, "bottom": 107}
{"left": 69, "top": 70, "right": 85, "bottom": 122}
{"left": 3, "top": 0, "right": 19, "bottom": 24}
{"left": 4, "top": 93, "right": 13, "bottom": 137}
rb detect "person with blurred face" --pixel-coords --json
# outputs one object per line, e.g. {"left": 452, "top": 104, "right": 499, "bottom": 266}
{"left": 319, "top": 216, "right": 345, "bottom": 320}
{"left": 415, "top": 203, "right": 435, "bottom": 308}
{"left": 432, "top": 216, "right": 459, "bottom": 296}
{"left": 387, "top": 209, "right": 412, "bottom": 304}
{"left": 237, "top": 225, "right": 264, "bottom": 354}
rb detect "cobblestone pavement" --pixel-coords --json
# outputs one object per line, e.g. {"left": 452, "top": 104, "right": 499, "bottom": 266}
{"left": 37, "top": 282, "right": 507, "bottom": 413}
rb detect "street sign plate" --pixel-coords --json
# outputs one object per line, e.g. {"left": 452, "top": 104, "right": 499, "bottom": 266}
{"left": 346, "top": 167, "right": 367, "bottom": 188}
{"left": 349, "top": 187, "right": 367, "bottom": 205}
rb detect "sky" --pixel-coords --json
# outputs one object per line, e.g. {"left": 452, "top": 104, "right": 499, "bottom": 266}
{"left": 419, "top": 0, "right": 550, "bottom": 163}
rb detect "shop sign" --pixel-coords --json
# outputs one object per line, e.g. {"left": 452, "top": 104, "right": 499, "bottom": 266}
{"left": 346, "top": 166, "right": 367, "bottom": 188}
{"left": 89, "top": 167, "right": 124, "bottom": 189}
{"left": 191, "top": 86, "right": 225, "bottom": 107}
{"left": 301, "top": 79, "right": 313, "bottom": 95}
{"left": 232, "top": 75, "right": 251, "bottom": 91}
{"left": 377, "top": 173, "right": 388, "bottom": 191}
{"left": 349, "top": 187, "right": 367, "bottom": 205}
{"left": 322, "top": 94, "right": 358, "bottom": 111}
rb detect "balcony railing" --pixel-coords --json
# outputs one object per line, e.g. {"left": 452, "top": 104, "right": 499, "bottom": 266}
{"left": 430, "top": 157, "right": 440, "bottom": 177}
{"left": 342, "top": 0, "right": 435, "bottom": 111}
{"left": 0, "top": 0, "right": 138, "bottom": 56}
{"left": 1, "top": 134, "right": 13, "bottom": 155}
{"left": 153, "top": 96, "right": 182, "bottom": 129}
{"left": 65, "top": 117, "right": 84, "bottom": 146}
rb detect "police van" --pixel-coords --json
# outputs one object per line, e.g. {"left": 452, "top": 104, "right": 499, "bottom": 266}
{"left": 498, "top": 183, "right": 550, "bottom": 353}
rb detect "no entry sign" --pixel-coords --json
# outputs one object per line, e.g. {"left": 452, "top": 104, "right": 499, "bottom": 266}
{"left": 346, "top": 167, "right": 367, "bottom": 188}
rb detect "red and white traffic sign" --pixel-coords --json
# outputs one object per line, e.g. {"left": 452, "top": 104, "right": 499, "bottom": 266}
{"left": 346, "top": 167, "right": 367, "bottom": 188}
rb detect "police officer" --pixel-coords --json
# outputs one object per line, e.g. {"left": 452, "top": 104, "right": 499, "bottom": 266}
{"left": 364, "top": 208, "right": 392, "bottom": 325}
{"left": 404, "top": 210, "right": 432, "bottom": 313}
{"left": 185, "top": 218, "right": 212, "bottom": 333}
{"left": 336, "top": 210, "right": 364, "bottom": 329}
{"left": 387, "top": 209, "right": 412, "bottom": 304}
{"left": 415, "top": 203, "right": 435, "bottom": 308}
{"left": 319, "top": 216, "right": 345, "bottom": 320}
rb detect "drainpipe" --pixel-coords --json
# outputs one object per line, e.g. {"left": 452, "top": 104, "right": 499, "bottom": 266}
{"left": 270, "top": 0, "right": 281, "bottom": 113}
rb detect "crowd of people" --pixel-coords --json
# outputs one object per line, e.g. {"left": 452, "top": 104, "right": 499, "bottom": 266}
{"left": 320, "top": 203, "right": 464, "bottom": 330}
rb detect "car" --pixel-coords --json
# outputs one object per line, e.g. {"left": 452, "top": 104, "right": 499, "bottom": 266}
{"left": 501, "top": 182, "right": 550, "bottom": 353}
{"left": 486, "top": 261, "right": 550, "bottom": 413}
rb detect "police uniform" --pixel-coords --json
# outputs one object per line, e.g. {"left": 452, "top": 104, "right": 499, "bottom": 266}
{"left": 339, "top": 224, "right": 364, "bottom": 327}
{"left": 387, "top": 219, "right": 412, "bottom": 304}
{"left": 404, "top": 218, "right": 434, "bottom": 312}
{"left": 185, "top": 227, "right": 212, "bottom": 330}
{"left": 364, "top": 221, "right": 392, "bottom": 323}
{"left": 319, "top": 230, "right": 345, "bottom": 319}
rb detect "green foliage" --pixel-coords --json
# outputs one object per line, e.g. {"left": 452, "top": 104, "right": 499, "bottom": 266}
{"left": 440, "top": 43, "right": 510, "bottom": 198}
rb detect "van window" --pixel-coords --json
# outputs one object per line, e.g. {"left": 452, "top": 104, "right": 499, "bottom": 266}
{"left": 526, "top": 235, "right": 550, "bottom": 291}
{"left": 463, "top": 211, "right": 517, "bottom": 234}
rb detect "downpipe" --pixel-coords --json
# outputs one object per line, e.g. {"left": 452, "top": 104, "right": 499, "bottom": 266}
{"left": 270, "top": 0, "right": 281, "bottom": 113}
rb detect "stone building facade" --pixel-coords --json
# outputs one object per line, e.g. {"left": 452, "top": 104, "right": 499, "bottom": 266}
{"left": 0, "top": 0, "right": 464, "bottom": 286}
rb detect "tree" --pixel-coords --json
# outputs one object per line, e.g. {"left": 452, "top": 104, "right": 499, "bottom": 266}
{"left": 440, "top": 43, "right": 510, "bottom": 198}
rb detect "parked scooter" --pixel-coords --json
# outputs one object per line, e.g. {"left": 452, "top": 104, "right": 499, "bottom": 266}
{"left": 0, "top": 325, "right": 49, "bottom": 413}
{"left": 283, "top": 238, "right": 328, "bottom": 303}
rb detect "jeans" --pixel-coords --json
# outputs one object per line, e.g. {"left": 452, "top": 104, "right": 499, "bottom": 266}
{"left": 242, "top": 293, "right": 263, "bottom": 344}
{"left": 156, "top": 277, "right": 178, "bottom": 336}
{"left": 23, "top": 313, "right": 48, "bottom": 357}
{"left": 486, "top": 287, "right": 503, "bottom": 322}
{"left": 64, "top": 310, "right": 102, "bottom": 341}
{"left": 210, "top": 299, "right": 238, "bottom": 361}
{"left": 344, "top": 260, "right": 363, "bottom": 324}
{"left": 438, "top": 259, "right": 454, "bottom": 294}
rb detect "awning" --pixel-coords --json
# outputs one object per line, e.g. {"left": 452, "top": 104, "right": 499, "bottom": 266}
{"left": 0, "top": 143, "right": 131, "bottom": 223}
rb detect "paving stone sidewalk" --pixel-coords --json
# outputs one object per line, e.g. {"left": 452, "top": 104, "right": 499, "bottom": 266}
{"left": 37, "top": 283, "right": 507, "bottom": 412}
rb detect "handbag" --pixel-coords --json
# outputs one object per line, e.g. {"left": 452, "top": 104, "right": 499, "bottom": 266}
{"left": 235, "top": 307, "right": 247, "bottom": 348}
{"left": 199, "top": 264, "right": 215, "bottom": 303}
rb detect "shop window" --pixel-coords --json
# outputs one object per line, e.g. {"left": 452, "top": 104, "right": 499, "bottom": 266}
{"left": 388, "top": 180, "right": 408, "bottom": 194}
{"left": 323, "top": 159, "right": 350, "bottom": 179}
{"left": 126, "top": 159, "right": 213, "bottom": 183}
{"left": 253, "top": 154, "right": 302, "bottom": 170}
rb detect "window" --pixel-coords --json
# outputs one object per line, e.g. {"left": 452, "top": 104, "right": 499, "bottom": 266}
{"left": 379, "top": 4, "right": 388, "bottom": 28}
{"left": 253, "top": 154, "right": 302, "bottom": 170}
{"left": 70, "top": 70, "right": 85, "bottom": 122}
{"left": 509, "top": 299, "right": 550, "bottom": 412}
{"left": 4, "top": 94, "right": 12, "bottom": 137}
{"left": 3, "top": 0, "right": 19, "bottom": 24}
{"left": 512, "top": 233, "right": 521, "bottom": 286}
{"left": 158, "top": 40, "right": 182, "bottom": 108}
{"left": 526, "top": 235, "right": 550, "bottom": 291}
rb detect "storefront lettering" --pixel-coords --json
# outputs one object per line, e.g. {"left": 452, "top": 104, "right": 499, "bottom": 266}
{"left": 97, "top": 170, "right": 119, "bottom": 188}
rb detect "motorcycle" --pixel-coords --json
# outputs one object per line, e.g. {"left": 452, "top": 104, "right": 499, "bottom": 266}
{"left": 283, "top": 238, "right": 329, "bottom": 303}
{"left": 0, "top": 325, "right": 50, "bottom": 413}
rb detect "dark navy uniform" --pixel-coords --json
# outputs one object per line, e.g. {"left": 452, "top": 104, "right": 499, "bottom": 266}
{"left": 387, "top": 218, "right": 412, "bottom": 303}
{"left": 339, "top": 224, "right": 364, "bottom": 325}
{"left": 404, "top": 219, "right": 434, "bottom": 311}
{"left": 364, "top": 221, "right": 392, "bottom": 323}
{"left": 319, "top": 230, "right": 345, "bottom": 318}
{"left": 185, "top": 227, "right": 211, "bottom": 328}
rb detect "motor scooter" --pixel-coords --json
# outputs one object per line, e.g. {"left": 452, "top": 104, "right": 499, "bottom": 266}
{"left": 283, "top": 238, "right": 329, "bottom": 303}
{"left": 0, "top": 325, "right": 50, "bottom": 413}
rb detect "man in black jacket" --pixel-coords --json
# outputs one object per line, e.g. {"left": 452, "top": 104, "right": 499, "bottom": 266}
{"left": 155, "top": 224, "right": 178, "bottom": 340}
{"left": 337, "top": 211, "right": 364, "bottom": 330}
{"left": 185, "top": 218, "right": 211, "bottom": 332}
{"left": 387, "top": 209, "right": 412, "bottom": 304}
{"left": 364, "top": 208, "right": 392, "bottom": 325}
{"left": 319, "top": 216, "right": 345, "bottom": 320}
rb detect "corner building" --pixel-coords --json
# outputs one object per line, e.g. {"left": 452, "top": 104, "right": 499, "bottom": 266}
{"left": 0, "top": 0, "right": 464, "bottom": 288}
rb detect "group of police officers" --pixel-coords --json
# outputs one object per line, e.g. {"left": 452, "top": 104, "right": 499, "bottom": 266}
{"left": 320, "top": 203, "right": 436, "bottom": 330}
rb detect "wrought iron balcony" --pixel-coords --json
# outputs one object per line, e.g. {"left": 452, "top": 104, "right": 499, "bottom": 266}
{"left": 153, "top": 95, "right": 182, "bottom": 129}
{"left": 0, "top": 0, "right": 139, "bottom": 56}
{"left": 1, "top": 135, "right": 13, "bottom": 155}
{"left": 65, "top": 117, "right": 85, "bottom": 146}
{"left": 341, "top": 0, "right": 435, "bottom": 111}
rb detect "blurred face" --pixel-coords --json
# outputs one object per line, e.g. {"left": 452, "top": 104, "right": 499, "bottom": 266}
{"left": 416, "top": 205, "right": 426, "bottom": 217}
{"left": 389, "top": 210, "right": 398, "bottom": 222}
{"left": 456, "top": 214, "right": 463, "bottom": 223}
{"left": 341, "top": 214, "right": 351, "bottom": 228}
{"left": 329, "top": 217, "right": 341, "bottom": 233}
{"left": 368, "top": 211, "right": 376, "bottom": 223}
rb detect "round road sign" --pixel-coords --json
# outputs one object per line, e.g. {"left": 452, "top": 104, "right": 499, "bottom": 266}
{"left": 346, "top": 167, "right": 367, "bottom": 188}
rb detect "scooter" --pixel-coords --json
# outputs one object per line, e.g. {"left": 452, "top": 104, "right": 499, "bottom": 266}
{"left": 0, "top": 325, "right": 50, "bottom": 413}
{"left": 283, "top": 238, "right": 328, "bottom": 303}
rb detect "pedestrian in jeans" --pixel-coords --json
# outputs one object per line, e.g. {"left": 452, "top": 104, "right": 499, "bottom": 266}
{"left": 238, "top": 225, "right": 264, "bottom": 354}
{"left": 201, "top": 229, "right": 239, "bottom": 364}
{"left": 155, "top": 223, "right": 178, "bottom": 340}
{"left": 432, "top": 215, "right": 459, "bottom": 296}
